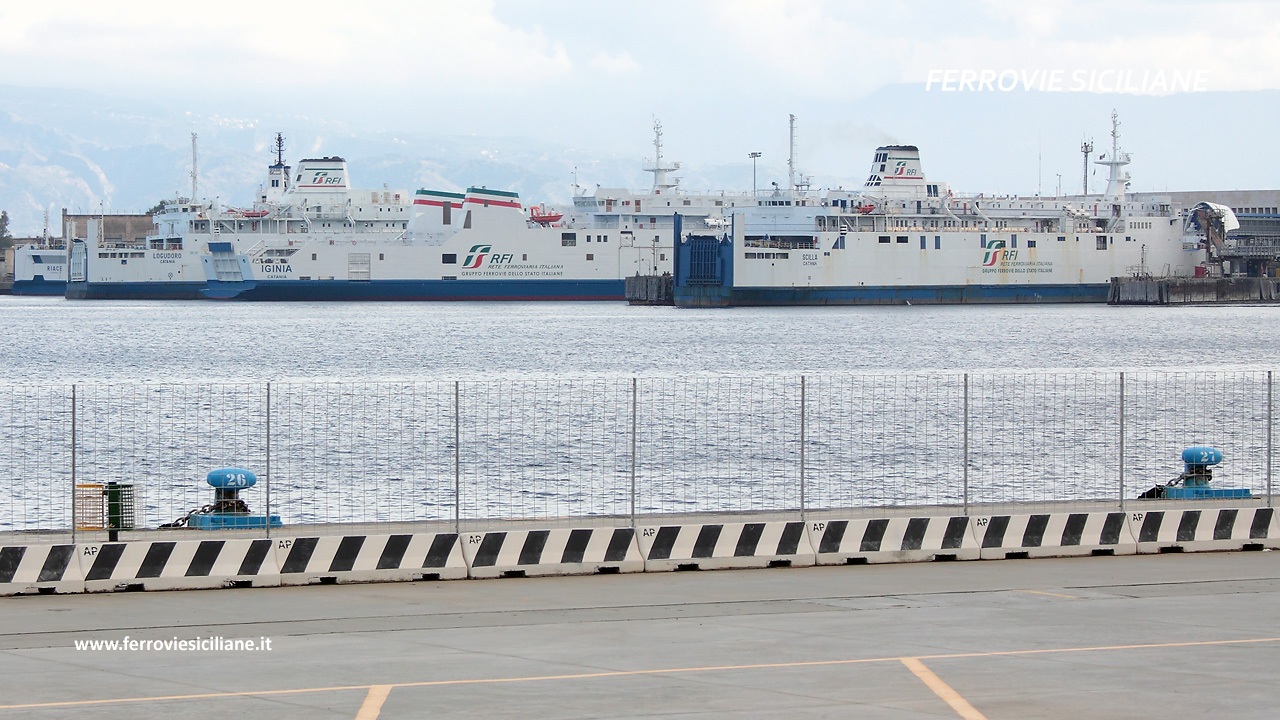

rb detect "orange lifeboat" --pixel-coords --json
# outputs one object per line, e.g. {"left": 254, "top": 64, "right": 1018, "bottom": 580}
{"left": 529, "top": 205, "right": 563, "bottom": 224}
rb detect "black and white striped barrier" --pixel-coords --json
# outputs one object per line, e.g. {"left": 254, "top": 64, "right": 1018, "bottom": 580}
{"left": 1128, "top": 507, "right": 1279, "bottom": 553}
{"left": 636, "top": 521, "right": 814, "bottom": 571}
{"left": 460, "top": 527, "right": 643, "bottom": 578}
{"left": 0, "top": 544, "right": 81, "bottom": 595}
{"left": 276, "top": 533, "right": 467, "bottom": 585}
{"left": 79, "top": 538, "right": 281, "bottom": 592}
{"left": 972, "top": 512, "right": 1136, "bottom": 560}
{"left": 3, "top": 507, "right": 1278, "bottom": 594}
{"left": 809, "top": 516, "right": 980, "bottom": 564}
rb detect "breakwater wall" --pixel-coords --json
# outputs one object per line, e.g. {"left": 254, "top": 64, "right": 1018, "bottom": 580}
{"left": 1109, "top": 276, "right": 1280, "bottom": 304}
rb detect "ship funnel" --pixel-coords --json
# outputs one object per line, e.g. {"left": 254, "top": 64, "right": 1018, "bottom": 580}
{"left": 863, "top": 145, "right": 928, "bottom": 198}
{"left": 294, "top": 156, "right": 350, "bottom": 192}
{"left": 410, "top": 189, "right": 465, "bottom": 235}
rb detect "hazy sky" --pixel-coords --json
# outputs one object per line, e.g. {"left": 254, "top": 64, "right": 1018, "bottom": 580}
{"left": 2, "top": 1, "right": 1277, "bottom": 196}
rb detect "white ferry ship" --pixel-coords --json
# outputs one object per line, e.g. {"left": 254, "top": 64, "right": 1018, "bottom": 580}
{"left": 67, "top": 135, "right": 413, "bottom": 300}
{"left": 67, "top": 125, "right": 751, "bottom": 301}
{"left": 673, "top": 113, "right": 1210, "bottom": 306}
{"left": 200, "top": 122, "right": 750, "bottom": 301}
{"left": 11, "top": 242, "right": 67, "bottom": 296}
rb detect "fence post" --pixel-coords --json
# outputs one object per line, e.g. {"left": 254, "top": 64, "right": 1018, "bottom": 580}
{"left": 1268, "top": 370, "right": 1273, "bottom": 508}
{"left": 265, "top": 382, "right": 272, "bottom": 539}
{"left": 962, "top": 373, "right": 969, "bottom": 516}
{"left": 630, "top": 377, "right": 638, "bottom": 527}
{"left": 70, "top": 384, "right": 77, "bottom": 543}
{"left": 1118, "top": 372, "right": 1126, "bottom": 511}
{"left": 454, "top": 380, "right": 461, "bottom": 534}
{"left": 799, "top": 375, "right": 807, "bottom": 520}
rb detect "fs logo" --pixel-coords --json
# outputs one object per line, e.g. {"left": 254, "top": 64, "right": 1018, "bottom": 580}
{"left": 462, "top": 244, "right": 491, "bottom": 269}
{"left": 893, "top": 160, "right": 907, "bottom": 176}
{"left": 981, "top": 237, "right": 1018, "bottom": 266}
{"left": 309, "top": 171, "right": 343, "bottom": 185}
{"left": 461, "top": 244, "right": 515, "bottom": 269}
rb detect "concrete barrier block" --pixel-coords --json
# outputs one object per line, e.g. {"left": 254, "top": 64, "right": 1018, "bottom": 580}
{"left": 0, "top": 544, "right": 82, "bottom": 595}
{"left": 1130, "top": 507, "right": 1279, "bottom": 554}
{"left": 810, "top": 516, "right": 979, "bottom": 565}
{"left": 276, "top": 533, "right": 466, "bottom": 585}
{"left": 79, "top": 538, "right": 281, "bottom": 592}
{"left": 637, "top": 520, "right": 813, "bottom": 571}
{"left": 974, "top": 512, "right": 1136, "bottom": 560}
{"left": 460, "top": 527, "right": 642, "bottom": 579}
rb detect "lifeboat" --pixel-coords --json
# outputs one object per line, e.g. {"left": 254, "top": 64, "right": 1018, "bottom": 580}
{"left": 856, "top": 203, "right": 877, "bottom": 214}
{"left": 529, "top": 205, "right": 563, "bottom": 224}
{"left": 242, "top": 210, "right": 269, "bottom": 218}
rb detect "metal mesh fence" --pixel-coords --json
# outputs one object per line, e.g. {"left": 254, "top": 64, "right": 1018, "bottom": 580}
{"left": 1123, "top": 371, "right": 1272, "bottom": 499}
{"left": 0, "top": 384, "right": 72, "bottom": 536}
{"left": 636, "top": 376, "right": 801, "bottom": 515}
{"left": 458, "top": 378, "right": 632, "bottom": 525}
{"left": 269, "top": 381, "right": 456, "bottom": 527}
{"left": 0, "top": 371, "right": 1273, "bottom": 541}
{"left": 806, "top": 373, "right": 966, "bottom": 510}
{"left": 967, "top": 372, "right": 1123, "bottom": 509}
{"left": 74, "top": 383, "right": 266, "bottom": 536}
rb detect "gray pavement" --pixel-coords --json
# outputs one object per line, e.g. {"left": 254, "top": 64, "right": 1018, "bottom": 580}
{"left": 1, "top": 551, "right": 1279, "bottom": 718}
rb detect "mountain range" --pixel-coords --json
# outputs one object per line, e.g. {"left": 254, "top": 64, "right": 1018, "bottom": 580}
{"left": 1, "top": 83, "right": 1276, "bottom": 236}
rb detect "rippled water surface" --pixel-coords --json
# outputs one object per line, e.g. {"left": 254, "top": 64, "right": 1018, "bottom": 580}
{"left": 2, "top": 297, "right": 1277, "bottom": 380}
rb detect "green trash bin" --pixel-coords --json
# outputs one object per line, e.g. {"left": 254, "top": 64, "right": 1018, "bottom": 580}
{"left": 104, "top": 481, "right": 136, "bottom": 540}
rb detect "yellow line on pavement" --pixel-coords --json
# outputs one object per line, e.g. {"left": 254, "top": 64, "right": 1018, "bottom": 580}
{"left": 3, "top": 636, "right": 1278, "bottom": 712}
{"left": 355, "top": 685, "right": 392, "bottom": 720}
{"left": 901, "top": 657, "right": 988, "bottom": 720}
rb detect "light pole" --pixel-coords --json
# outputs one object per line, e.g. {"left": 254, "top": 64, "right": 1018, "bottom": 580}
{"left": 1055, "top": 173, "right": 1062, "bottom": 197}
{"left": 748, "top": 152, "right": 762, "bottom": 196}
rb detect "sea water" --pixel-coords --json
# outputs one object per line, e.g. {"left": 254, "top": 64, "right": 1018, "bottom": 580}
{"left": 2, "top": 297, "right": 1277, "bottom": 381}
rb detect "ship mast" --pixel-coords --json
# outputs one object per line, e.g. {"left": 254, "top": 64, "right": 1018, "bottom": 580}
{"left": 644, "top": 119, "right": 680, "bottom": 195}
{"left": 787, "top": 114, "right": 811, "bottom": 194}
{"left": 1094, "top": 110, "right": 1130, "bottom": 201}
{"left": 190, "top": 132, "right": 198, "bottom": 201}
{"left": 788, "top": 114, "right": 796, "bottom": 192}
{"left": 1080, "top": 138, "right": 1093, "bottom": 195}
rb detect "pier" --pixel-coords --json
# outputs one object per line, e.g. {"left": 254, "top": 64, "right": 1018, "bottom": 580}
{"left": 3, "top": 552, "right": 1279, "bottom": 718}
{"left": 624, "top": 273, "right": 674, "bottom": 305}
{"left": 1109, "top": 276, "right": 1280, "bottom": 304}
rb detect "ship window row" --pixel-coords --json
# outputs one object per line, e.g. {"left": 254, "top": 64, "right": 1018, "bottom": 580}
{"left": 586, "top": 235, "right": 609, "bottom": 243}
{"left": 1236, "top": 207, "right": 1277, "bottom": 214}
{"left": 744, "top": 252, "right": 789, "bottom": 259}
{"left": 97, "top": 252, "right": 145, "bottom": 259}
